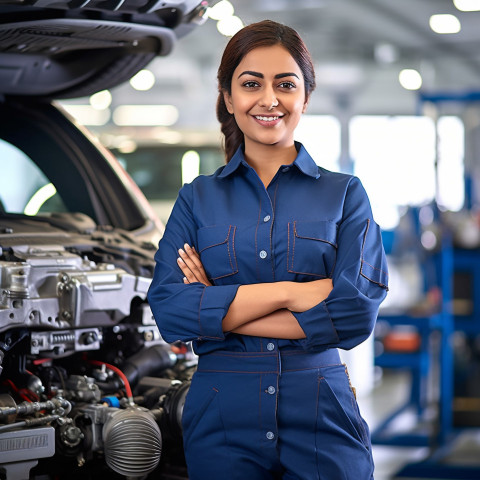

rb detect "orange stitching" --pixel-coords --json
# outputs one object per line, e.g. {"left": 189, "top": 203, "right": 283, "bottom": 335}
{"left": 198, "top": 226, "right": 230, "bottom": 253}
{"left": 197, "top": 287, "right": 206, "bottom": 336}
{"left": 226, "top": 225, "right": 234, "bottom": 272}
{"left": 292, "top": 221, "right": 296, "bottom": 270}
{"left": 363, "top": 260, "right": 389, "bottom": 277}
{"left": 255, "top": 201, "right": 261, "bottom": 281}
{"left": 293, "top": 222, "right": 338, "bottom": 248}
{"left": 287, "top": 222, "right": 291, "bottom": 271}
{"left": 232, "top": 225, "right": 238, "bottom": 272}
{"left": 270, "top": 183, "right": 279, "bottom": 281}
{"left": 286, "top": 270, "right": 328, "bottom": 277}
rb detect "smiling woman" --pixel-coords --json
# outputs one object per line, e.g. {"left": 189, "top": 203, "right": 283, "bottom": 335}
{"left": 148, "top": 19, "right": 389, "bottom": 480}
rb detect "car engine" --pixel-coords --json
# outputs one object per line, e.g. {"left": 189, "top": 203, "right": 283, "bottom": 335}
{"left": 0, "top": 221, "right": 193, "bottom": 480}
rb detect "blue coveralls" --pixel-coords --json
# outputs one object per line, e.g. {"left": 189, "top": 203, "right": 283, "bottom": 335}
{"left": 148, "top": 142, "right": 389, "bottom": 479}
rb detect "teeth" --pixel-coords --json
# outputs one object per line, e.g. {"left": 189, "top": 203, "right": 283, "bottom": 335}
{"left": 255, "top": 116, "right": 279, "bottom": 122}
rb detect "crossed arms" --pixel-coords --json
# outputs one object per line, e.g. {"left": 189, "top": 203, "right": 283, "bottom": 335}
{"left": 177, "top": 243, "right": 333, "bottom": 339}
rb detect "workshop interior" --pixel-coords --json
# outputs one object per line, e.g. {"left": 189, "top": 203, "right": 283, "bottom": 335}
{"left": 2, "top": 0, "right": 480, "bottom": 478}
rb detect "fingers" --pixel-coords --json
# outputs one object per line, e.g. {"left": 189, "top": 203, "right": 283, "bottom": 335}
{"left": 177, "top": 243, "right": 212, "bottom": 286}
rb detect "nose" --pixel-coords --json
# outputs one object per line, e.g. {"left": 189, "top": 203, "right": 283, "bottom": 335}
{"left": 259, "top": 87, "right": 278, "bottom": 110}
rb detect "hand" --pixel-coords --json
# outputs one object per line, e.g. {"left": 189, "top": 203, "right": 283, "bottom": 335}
{"left": 177, "top": 243, "right": 212, "bottom": 287}
{"left": 285, "top": 278, "right": 333, "bottom": 312}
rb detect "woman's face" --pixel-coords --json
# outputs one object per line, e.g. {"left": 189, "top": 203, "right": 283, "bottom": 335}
{"left": 224, "top": 44, "right": 308, "bottom": 151}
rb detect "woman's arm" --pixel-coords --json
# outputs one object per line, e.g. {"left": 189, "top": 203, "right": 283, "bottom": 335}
{"left": 231, "top": 309, "right": 306, "bottom": 338}
{"left": 178, "top": 244, "right": 333, "bottom": 332}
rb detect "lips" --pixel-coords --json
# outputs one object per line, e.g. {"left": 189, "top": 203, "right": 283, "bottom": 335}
{"left": 252, "top": 114, "right": 283, "bottom": 126}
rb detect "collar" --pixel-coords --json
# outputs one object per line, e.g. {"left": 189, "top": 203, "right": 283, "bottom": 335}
{"left": 218, "top": 141, "right": 321, "bottom": 179}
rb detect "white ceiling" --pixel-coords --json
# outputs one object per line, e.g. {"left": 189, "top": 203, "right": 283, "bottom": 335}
{"left": 94, "top": 0, "right": 480, "bottom": 138}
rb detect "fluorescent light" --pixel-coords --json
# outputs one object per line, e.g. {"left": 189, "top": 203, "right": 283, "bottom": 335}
{"left": 217, "top": 15, "right": 244, "bottom": 37}
{"left": 117, "top": 139, "right": 137, "bottom": 154}
{"left": 207, "top": 1, "right": 234, "bottom": 20}
{"left": 429, "top": 14, "right": 461, "bottom": 34}
{"left": 24, "top": 183, "right": 57, "bottom": 215}
{"left": 453, "top": 0, "right": 480, "bottom": 11}
{"left": 399, "top": 69, "right": 423, "bottom": 90}
{"left": 113, "top": 105, "right": 179, "bottom": 126}
{"left": 61, "top": 104, "right": 111, "bottom": 126}
{"left": 89, "top": 90, "right": 112, "bottom": 110}
{"left": 129, "top": 69, "right": 156, "bottom": 91}
{"left": 181, "top": 150, "right": 200, "bottom": 185}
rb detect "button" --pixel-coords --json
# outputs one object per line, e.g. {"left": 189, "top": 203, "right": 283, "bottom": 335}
{"left": 266, "top": 431, "right": 275, "bottom": 440}
{"left": 263, "top": 215, "right": 271, "bottom": 223}
{"left": 267, "top": 386, "right": 276, "bottom": 395}
{"left": 259, "top": 250, "right": 267, "bottom": 259}
{"left": 266, "top": 342, "right": 275, "bottom": 351}
{"left": 282, "top": 166, "right": 290, "bottom": 173}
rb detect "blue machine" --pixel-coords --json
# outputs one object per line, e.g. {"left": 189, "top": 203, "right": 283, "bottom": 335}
{"left": 372, "top": 89, "right": 480, "bottom": 478}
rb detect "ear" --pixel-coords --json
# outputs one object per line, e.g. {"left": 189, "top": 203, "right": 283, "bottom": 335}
{"left": 223, "top": 90, "right": 234, "bottom": 114}
{"left": 302, "top": 95, "right": 309, "bottom": 113}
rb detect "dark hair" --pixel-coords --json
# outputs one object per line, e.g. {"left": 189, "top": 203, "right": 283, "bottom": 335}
{"left": 216, "top": 19, "right": 316, "bottom": 162}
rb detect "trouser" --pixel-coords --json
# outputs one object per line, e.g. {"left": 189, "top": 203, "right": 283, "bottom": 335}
{"left": 182, "top": 349, "right": 374, "bottom": 480}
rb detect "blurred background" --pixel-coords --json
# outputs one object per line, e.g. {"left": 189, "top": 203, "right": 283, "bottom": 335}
{"left": 58, "top": 2, "right": 480, "bottom": 477}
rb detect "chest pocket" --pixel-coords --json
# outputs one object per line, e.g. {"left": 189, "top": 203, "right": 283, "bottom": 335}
{"left": 287, "top": 220, "right": 337, "bottom": 278}
{"left": 197, "top": 224, "right": 238, "bottom": 281}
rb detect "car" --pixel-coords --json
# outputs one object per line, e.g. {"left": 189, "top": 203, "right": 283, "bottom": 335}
{"left": 0, "top": 1, "right": 208, "bottom": 478}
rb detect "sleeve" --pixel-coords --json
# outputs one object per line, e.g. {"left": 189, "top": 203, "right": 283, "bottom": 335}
{"left": 147, "top": 182, "right": 240, "bottom": 344}
{"left": 292, "top": 176, "right": 389, "bottom": 350}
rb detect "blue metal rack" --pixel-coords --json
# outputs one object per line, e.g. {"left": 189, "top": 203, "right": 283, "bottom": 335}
{"left": 372, "top": 233, "right": 454, "bottom": 449}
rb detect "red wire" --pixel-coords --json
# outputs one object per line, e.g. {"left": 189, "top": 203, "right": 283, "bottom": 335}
{"left": 88, "top": 360, "right": 133, "bottom": 400}
{"left": 32, "top": 358, "right": 52, "bottom": 365}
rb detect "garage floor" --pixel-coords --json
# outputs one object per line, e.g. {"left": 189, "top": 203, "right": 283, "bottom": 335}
{"left": 361, "top": 371, "right": 480, "bottom": 480}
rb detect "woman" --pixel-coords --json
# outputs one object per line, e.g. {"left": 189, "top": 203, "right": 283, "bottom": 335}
{"left": 148, "top": 19, "right": 389, "bottom": 480}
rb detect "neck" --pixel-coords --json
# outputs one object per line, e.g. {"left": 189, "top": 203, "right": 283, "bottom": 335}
{"left": 244, "top": 142, "right": 297, "bottom": 187}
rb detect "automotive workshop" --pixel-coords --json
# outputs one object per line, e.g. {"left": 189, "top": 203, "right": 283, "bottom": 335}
{"left": 1, "top": 1, "right": 480, "bottom": 479}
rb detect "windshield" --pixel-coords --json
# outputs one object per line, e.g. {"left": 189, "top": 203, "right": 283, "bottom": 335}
{"left": 0, "top": 139, "right": 68, "bottom": 216}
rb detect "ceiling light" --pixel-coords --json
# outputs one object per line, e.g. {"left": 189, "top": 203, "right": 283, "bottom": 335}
{"left": 399, "top": 69, "right": 423, "bottom": 90}
{"left": 181, "top": 150, "right": 200, "bottom": 185}
{"left": 453, "top": 0, "right": 480, "bottom": 11}
{"left": 374, "top": 43, "right": 399, "bottom": 64}
{"left": 429, "top": 14, "right": 461, "bottom": 34}
{"left": 129, "top": 69, "right": 156, "bottom": 91}
{"left": 207, "top": 0, "right": 234, "bottom": 20}
{"left": 60, "top": 104, "right": 111, "bottom": 126}
{"left": 89, "top": 90, "right": 112, "bottom": 110}
{"left": 24, "top": 184, "right": 57, "bottom": 216}
{"left": 217, "top": 15, "right": 244, "bottom": 37}
{"left": 118, "top": 139, "right": 137, "bottom": 154}
{"left": 113, "top": 105, "right": 179, "bottom": 126}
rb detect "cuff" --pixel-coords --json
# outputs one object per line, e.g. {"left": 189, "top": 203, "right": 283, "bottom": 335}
{"left": 292, "top": 301, "right": 340, "bottom": 350}
{"left": 198, "top": 284, "right": 241, "bottom": 340}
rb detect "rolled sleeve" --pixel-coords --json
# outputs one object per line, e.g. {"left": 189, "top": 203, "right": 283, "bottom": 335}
{"left": 293, "top": 177, "right": 389, "bottom": 351}
{"left": 147, "top": 183, "right": 241, "bottom": 344}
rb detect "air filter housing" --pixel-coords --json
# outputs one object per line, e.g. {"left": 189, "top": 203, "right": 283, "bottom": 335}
{"left": 103, "top": 407, "right": 162, "bottom": 477}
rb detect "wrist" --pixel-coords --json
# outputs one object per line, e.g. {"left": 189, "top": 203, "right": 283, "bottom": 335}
{"left": 277, "top": 281, "right": 293, "bottom": 310}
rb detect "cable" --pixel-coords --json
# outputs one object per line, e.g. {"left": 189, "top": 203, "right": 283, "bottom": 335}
{"left": 88, "top": 360, "right": 133, "bottom": 403}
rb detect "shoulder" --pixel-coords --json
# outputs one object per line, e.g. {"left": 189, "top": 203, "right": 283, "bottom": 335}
{"left": 318, "top": 167, "right": 361, "bottom": 190}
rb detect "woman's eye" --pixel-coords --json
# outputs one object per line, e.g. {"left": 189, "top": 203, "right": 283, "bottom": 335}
{"left": 279, "top": 81, "right": 296, "bottom": 89}
{"left": 243, "top": 81, "right": 259, "bottom": 88}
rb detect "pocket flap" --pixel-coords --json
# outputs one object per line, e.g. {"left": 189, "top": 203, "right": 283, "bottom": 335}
{"left": 294, "top": 220, "right": 338, "bottom": 248}
{"left": 197, "top": 224, "right": 232, "bottom": 252}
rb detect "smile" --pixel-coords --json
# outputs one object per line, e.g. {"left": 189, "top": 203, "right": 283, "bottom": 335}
{"left": 254, "top": 115, "right": 281, "bottom": 122}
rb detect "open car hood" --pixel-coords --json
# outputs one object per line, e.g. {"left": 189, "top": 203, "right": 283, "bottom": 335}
{"left": 0, "top": 0, "right": 207, "bottom": 98}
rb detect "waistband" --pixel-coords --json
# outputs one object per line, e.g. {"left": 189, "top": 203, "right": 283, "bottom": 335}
{"left": 196, "top": 349, "right": 341, "bottom": 374}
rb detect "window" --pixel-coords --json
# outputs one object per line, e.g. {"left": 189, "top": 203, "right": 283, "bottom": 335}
{"left": 0, "top": 139, "right": 67, "bottom": 215}
{"left": 350, "top": 115, "right": 464, "bottom": 229}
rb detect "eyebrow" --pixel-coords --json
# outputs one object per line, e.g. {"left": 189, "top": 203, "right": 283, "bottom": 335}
{"left": 237, "top": 70, "right": 299, "bottom": 80}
